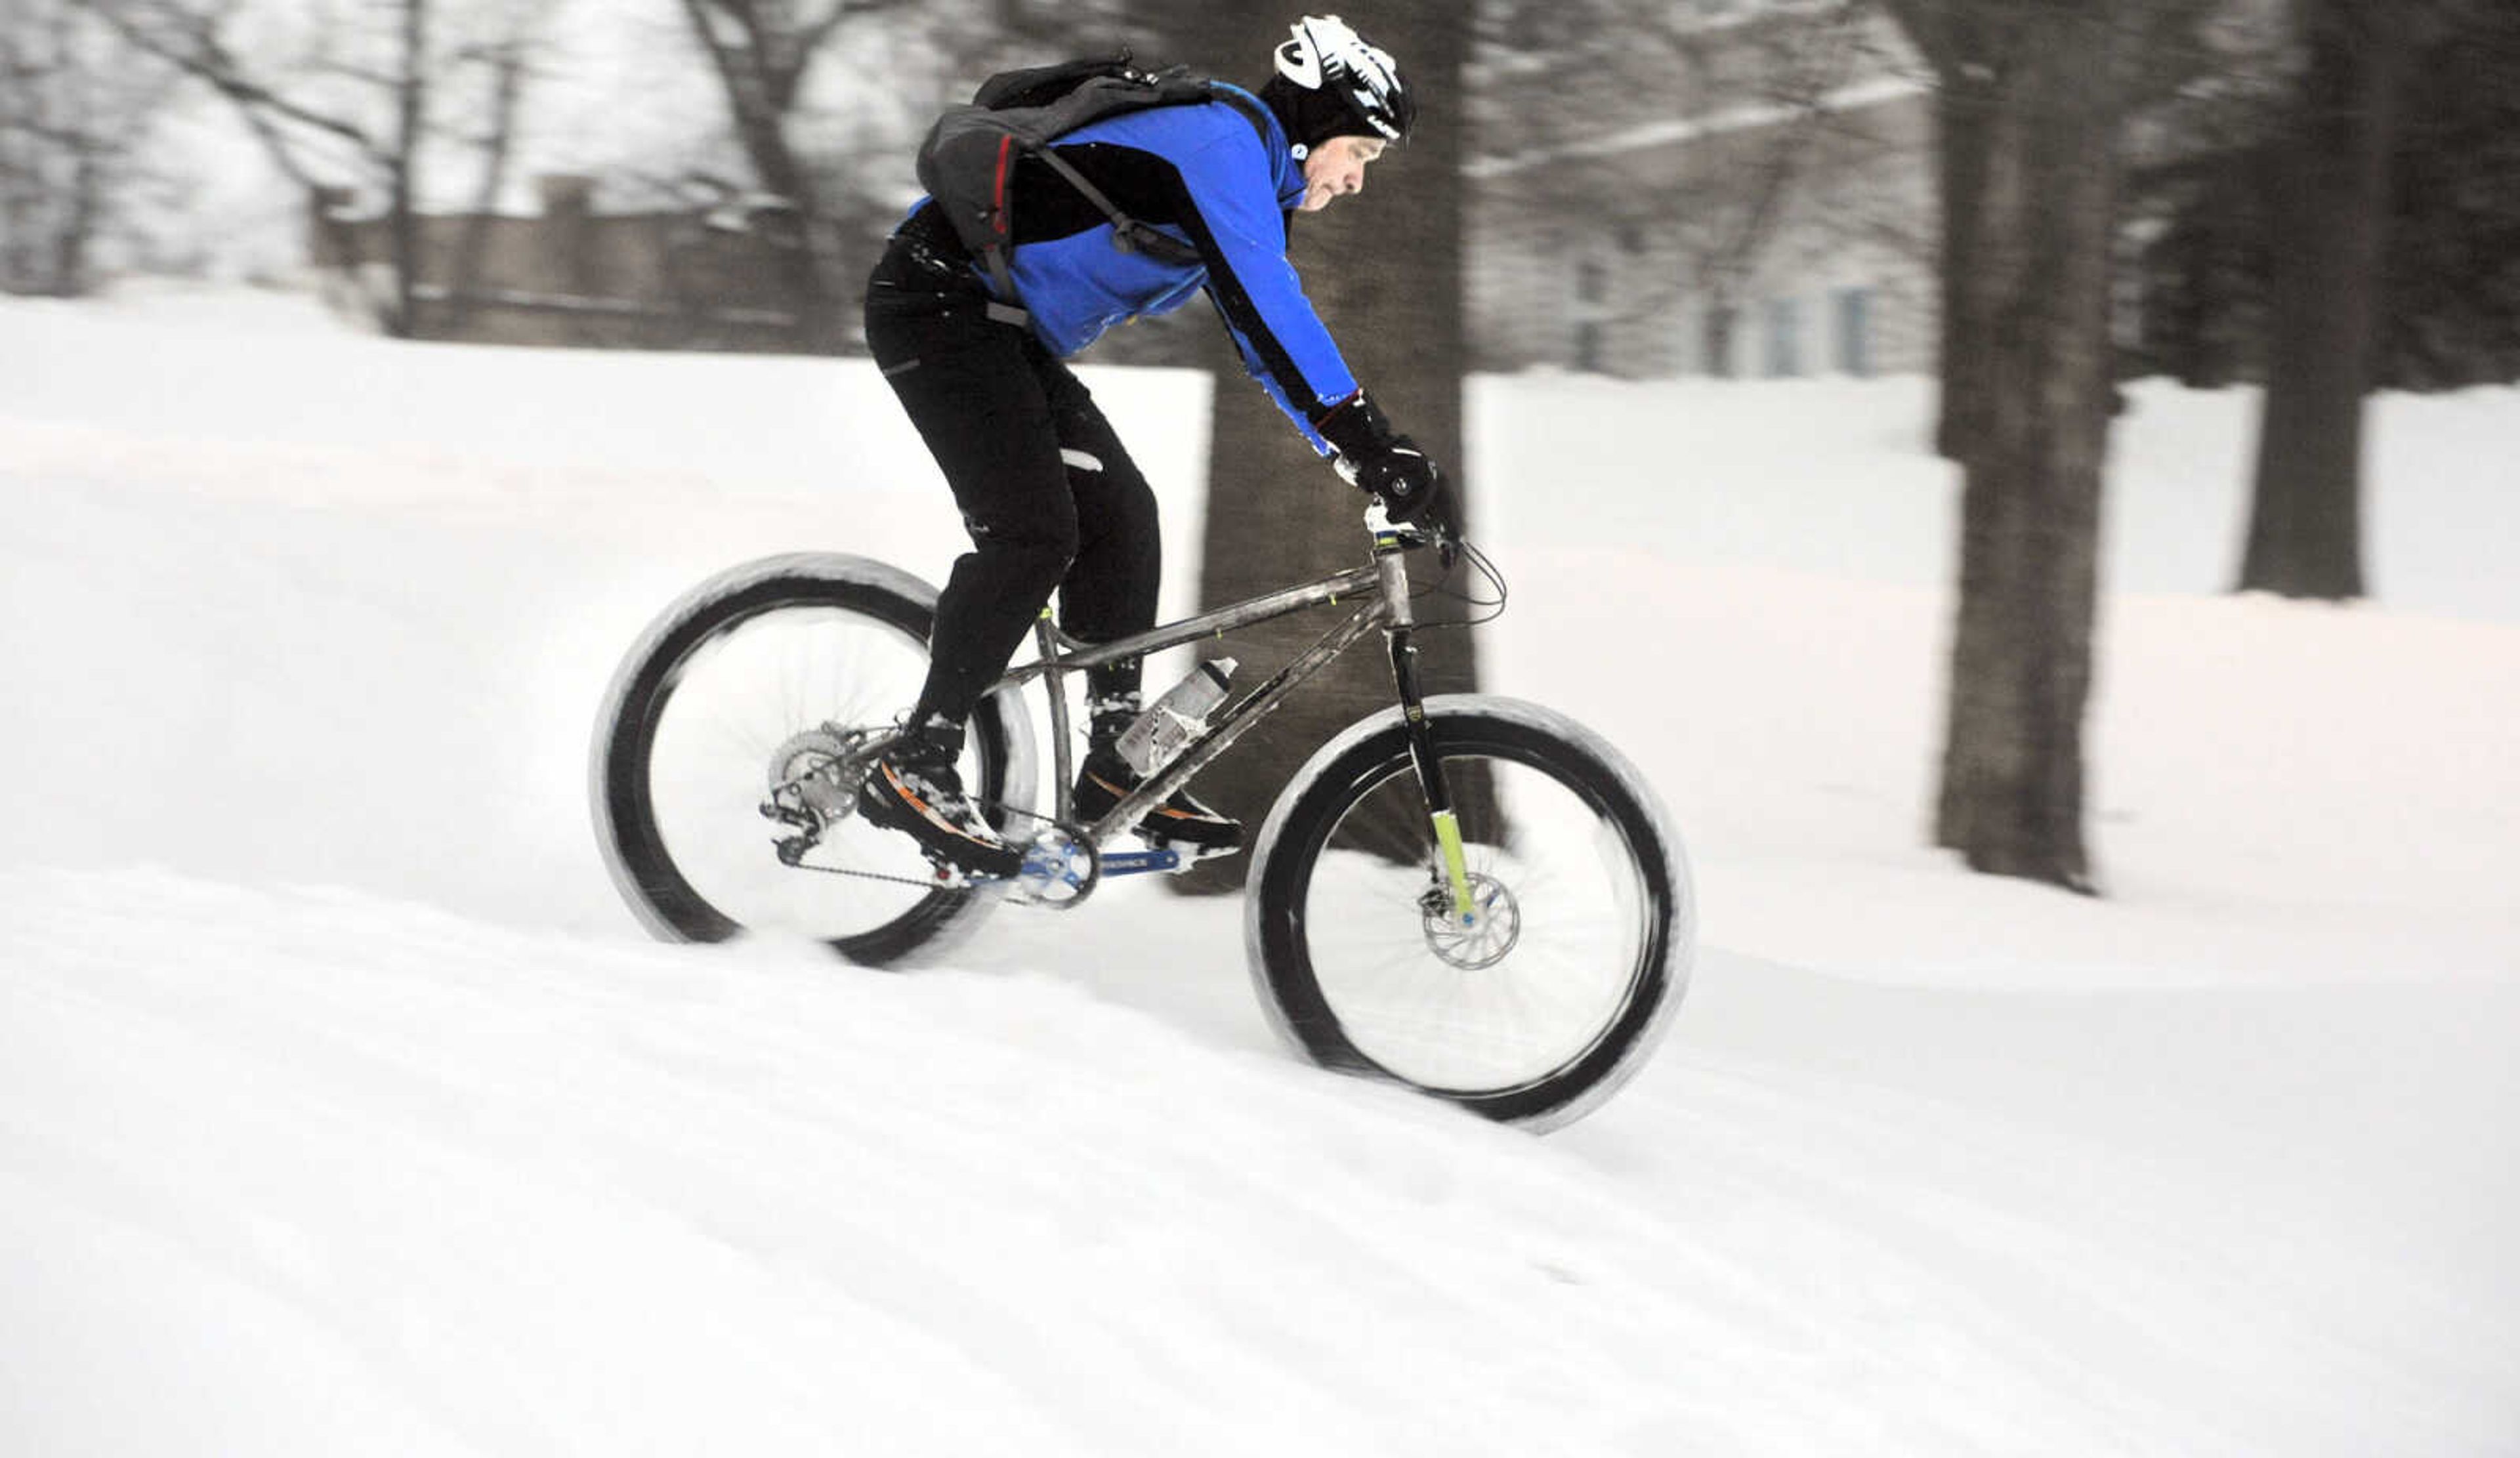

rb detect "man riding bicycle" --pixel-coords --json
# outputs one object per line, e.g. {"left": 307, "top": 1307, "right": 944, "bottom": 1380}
{"left": 859, "top": 14, "right": 1460, "bottom": 880}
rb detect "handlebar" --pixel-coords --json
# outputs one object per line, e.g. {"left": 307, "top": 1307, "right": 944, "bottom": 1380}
{"left": 1361, "top": 499, "right": 1460, "bottom": 568}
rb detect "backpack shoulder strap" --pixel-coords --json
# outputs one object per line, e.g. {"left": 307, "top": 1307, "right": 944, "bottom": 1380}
{"left": 1032, "top": 81, "right": 1278, "bottom": 266}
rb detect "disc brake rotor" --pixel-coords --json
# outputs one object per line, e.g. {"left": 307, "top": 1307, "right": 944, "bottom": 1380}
{"left": 1419, "top": 871, "right": 1522, "bottom": 970}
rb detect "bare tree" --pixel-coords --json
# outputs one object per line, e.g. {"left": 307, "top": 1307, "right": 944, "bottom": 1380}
{"left": 1893, "top": 5, "right": 2004, "bottom": 457}
{"left": 1670, "top": 4, "right": 1894, "bottom": 374}
{"left": 0, "top": 0, "right": 169, "bottom": 295}
{"left": 442, "top": 9, "right": 553, "bottom": 329}
{"left": 1882, "top": 0, "right": 2150, "bottom": 892}
{"left": 85, "top": 0, "right": 421, "bottom": 331}
{"left": 1904, "top": 1, "right": 2246, "bottom": 454}
{"left": 2236, "top": 0, "right": 2418, "bottom": 599}
{"left": 1884, "top": 0, "right": 2341, "bottom": 890}
{"left": 83, "top": 0, "right": 557, "bottom": 335}
{"left": 675, "top": 0, "right": 919, "bottom": 351}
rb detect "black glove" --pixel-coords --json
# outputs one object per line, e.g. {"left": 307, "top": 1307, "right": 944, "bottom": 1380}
{"left": 1313, "top": 389, "right": 1450, "bottom": 526}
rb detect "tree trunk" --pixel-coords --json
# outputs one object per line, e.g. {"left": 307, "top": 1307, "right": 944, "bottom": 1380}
{"left": 1154, "top": 8, "right": 1480, "bottom": 892}
{"left": 1881, "top": 0, "right": 2006, "bottom": 461}
{"left": 383, "top": 0, "right": 427, "bottom": 339}
{"left": 677, "top": 0, "right": 847, "bottom": 352}
{"left": 2238, "top": 0, "right": 2406, "bottom": 599}
{"left": 1931, "top": 7, "right": 2122, "bottom": 894}
{"left": 1933, "top": 74, "right": 1997, "bottom": 461}
{"left": 1704, "top": 301, "right": 1738, "bottom": 377}
{"left": 446, "top": 39, "right": 529, "bottom": 333}
{"left": 725, "top": 100, "right": 843, "bottom": 351}
{"left": 0, "top": 119, "right": 29, "bottom": 291}
{"left": 53, "top": 148, "right": 99, "bottom": 296}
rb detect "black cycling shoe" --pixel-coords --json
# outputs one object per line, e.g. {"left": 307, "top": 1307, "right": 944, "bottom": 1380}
{"left": 1071, "top": 742, "right": 1244, "bottom": 854}
{"left": 857, "top": 715, "right": 1023, "bottom": 880}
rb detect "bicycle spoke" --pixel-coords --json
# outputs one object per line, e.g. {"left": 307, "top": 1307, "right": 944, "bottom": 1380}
{"left": 645, "top": 605, "right": 936, "bottom": 938}
{"left": 1294, "top": 754, "right": 1646, "bottom": 1094}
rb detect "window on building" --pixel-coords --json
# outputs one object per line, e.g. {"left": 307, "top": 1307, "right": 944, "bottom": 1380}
{"left": 1834, "top": 286, "right": 1874, "bottom": 377}
{"left": 1763, "top": 297, "right": 1802, "bottom": 378}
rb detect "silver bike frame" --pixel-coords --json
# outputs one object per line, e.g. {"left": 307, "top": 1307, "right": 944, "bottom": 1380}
{"left": 994, "top": 536, "right": 1419, "bottom": 850}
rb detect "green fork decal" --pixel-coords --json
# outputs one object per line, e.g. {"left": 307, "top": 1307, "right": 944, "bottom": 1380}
{"left": 1433, "top": 810, "right": 1475, "bottom": 921}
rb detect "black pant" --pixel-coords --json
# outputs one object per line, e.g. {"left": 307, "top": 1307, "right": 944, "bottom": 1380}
{"left": 864, "top": 248, "right": 1160, "bottom": 726}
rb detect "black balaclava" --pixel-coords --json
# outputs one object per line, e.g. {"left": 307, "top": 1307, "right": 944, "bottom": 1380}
{"left": 1257, "top": 72, "right": 1368, "bottom": 158}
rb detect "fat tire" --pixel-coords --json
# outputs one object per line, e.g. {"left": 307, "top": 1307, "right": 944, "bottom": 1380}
{"left": 1244, "top": 696, "right": 1692, "bottom": 1131}
{"left": 591, "top": 553, "right": 1036, "bottom": 967}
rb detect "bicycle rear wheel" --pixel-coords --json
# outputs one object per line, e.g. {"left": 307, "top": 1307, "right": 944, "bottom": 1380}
{"left": 1246, "top": 697, "right": 1692, "bottom": 1131}
{"left": 591, "top": 553, "right": 1036, "bottom": 966}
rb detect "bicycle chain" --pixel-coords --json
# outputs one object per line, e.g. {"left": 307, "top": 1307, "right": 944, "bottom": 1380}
{"left": 775, "top": 770, "right": 1080, "bottom": 895}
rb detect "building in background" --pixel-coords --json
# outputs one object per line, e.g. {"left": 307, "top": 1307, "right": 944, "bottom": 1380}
{"left": 306, "top": 176, "right": 892, "bottom": 354}
{"left": 1467, "top": 1, "right": 1933, "bottom": 379}
{"left": 302, "top": 3, "right": 1939, "bottom": 377}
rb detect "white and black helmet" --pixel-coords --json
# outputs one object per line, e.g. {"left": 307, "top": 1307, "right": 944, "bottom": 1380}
{"left": 1269, "top": 14, "right": 1416, "bottom": 146}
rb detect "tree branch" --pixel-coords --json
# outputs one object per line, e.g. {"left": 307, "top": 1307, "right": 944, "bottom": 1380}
{"left": 796, "top": 0, "right": 906, "bottom": 58}
{"left": 75, "top": 0, "right": 385, "bottom": 159}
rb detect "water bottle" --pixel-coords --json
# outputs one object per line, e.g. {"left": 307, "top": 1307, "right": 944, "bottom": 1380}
{"left": 1116, "top": 657, "right": 1238, "bottom": 776}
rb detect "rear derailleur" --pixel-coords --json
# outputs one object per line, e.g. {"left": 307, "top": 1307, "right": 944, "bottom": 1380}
{"left": 757, "top": 723, "right": 1099, "bottom": 907}
{"left": 760, "top": 723, "right": 886, "bottom": 865}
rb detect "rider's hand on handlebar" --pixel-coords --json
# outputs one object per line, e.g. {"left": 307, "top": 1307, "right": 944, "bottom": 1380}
{"left": 1314, "top": 388, "right": 1460, "bottom": 567}
{"left": 1315, "top": 388, "right": 1440, "bottom": 519}
{"left": 1344, "top": 439, "right": 1446, "bottom": 523}
{"left": 1345, "top": 464, "right": 1462, "bottom": 570}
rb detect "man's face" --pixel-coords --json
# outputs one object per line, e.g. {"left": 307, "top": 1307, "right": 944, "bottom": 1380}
{"left": 1299, "top": 135, "right": 1389, "bottom": 213}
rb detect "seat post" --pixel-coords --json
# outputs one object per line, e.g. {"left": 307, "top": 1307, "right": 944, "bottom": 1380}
{"left": 1032, "top": 613, "right": 1076, "bottom": 823}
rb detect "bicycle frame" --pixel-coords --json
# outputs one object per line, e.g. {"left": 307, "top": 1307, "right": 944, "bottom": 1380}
{"left": 993, "top": 523, "right": 1475, "bottom": 910}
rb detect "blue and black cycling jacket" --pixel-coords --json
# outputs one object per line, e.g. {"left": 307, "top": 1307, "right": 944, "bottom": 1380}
{"left": 912, "top": 83, "right": 1353, "bottom": 453}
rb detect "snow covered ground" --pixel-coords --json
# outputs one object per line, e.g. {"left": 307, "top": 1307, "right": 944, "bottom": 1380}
{"left": 3, "top": 283, "right": 2514, "bottom": 1455}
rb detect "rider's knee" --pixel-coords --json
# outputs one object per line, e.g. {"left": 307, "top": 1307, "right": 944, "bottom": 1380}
{"left": 1062, "top": 448, "right": 1158, "bottom": 545}
{"left": 972, "top": 521, "right": 1077, "bottom": 592}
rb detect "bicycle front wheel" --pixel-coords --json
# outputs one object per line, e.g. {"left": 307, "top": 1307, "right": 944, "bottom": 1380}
{"left": 1245, "top": 697, "right": 1692, "bottom": 1132}
{"left": 591, "top": 553, "right": 1036, "bottom": 967}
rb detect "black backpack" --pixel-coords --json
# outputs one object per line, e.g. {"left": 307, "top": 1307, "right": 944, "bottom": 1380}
{"left": 914, "top": 52, "right": 1270, "bottom": 302}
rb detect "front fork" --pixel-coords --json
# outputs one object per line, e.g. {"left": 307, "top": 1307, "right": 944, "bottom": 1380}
{"left": 1375, "top": 536, "right": 1477, "bottom": 925}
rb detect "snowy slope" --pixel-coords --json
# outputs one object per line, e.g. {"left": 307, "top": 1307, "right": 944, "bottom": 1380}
{"left": 3, "top": 285, "right": 2514, "bottom": 1455}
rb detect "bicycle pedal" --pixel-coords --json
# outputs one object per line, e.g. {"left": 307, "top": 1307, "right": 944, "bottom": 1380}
{"left": 917, "top": 852, "right": 980, "bottom": 890}
{"left": 991, "top": 835, "right": 1095, "bottom": 909}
